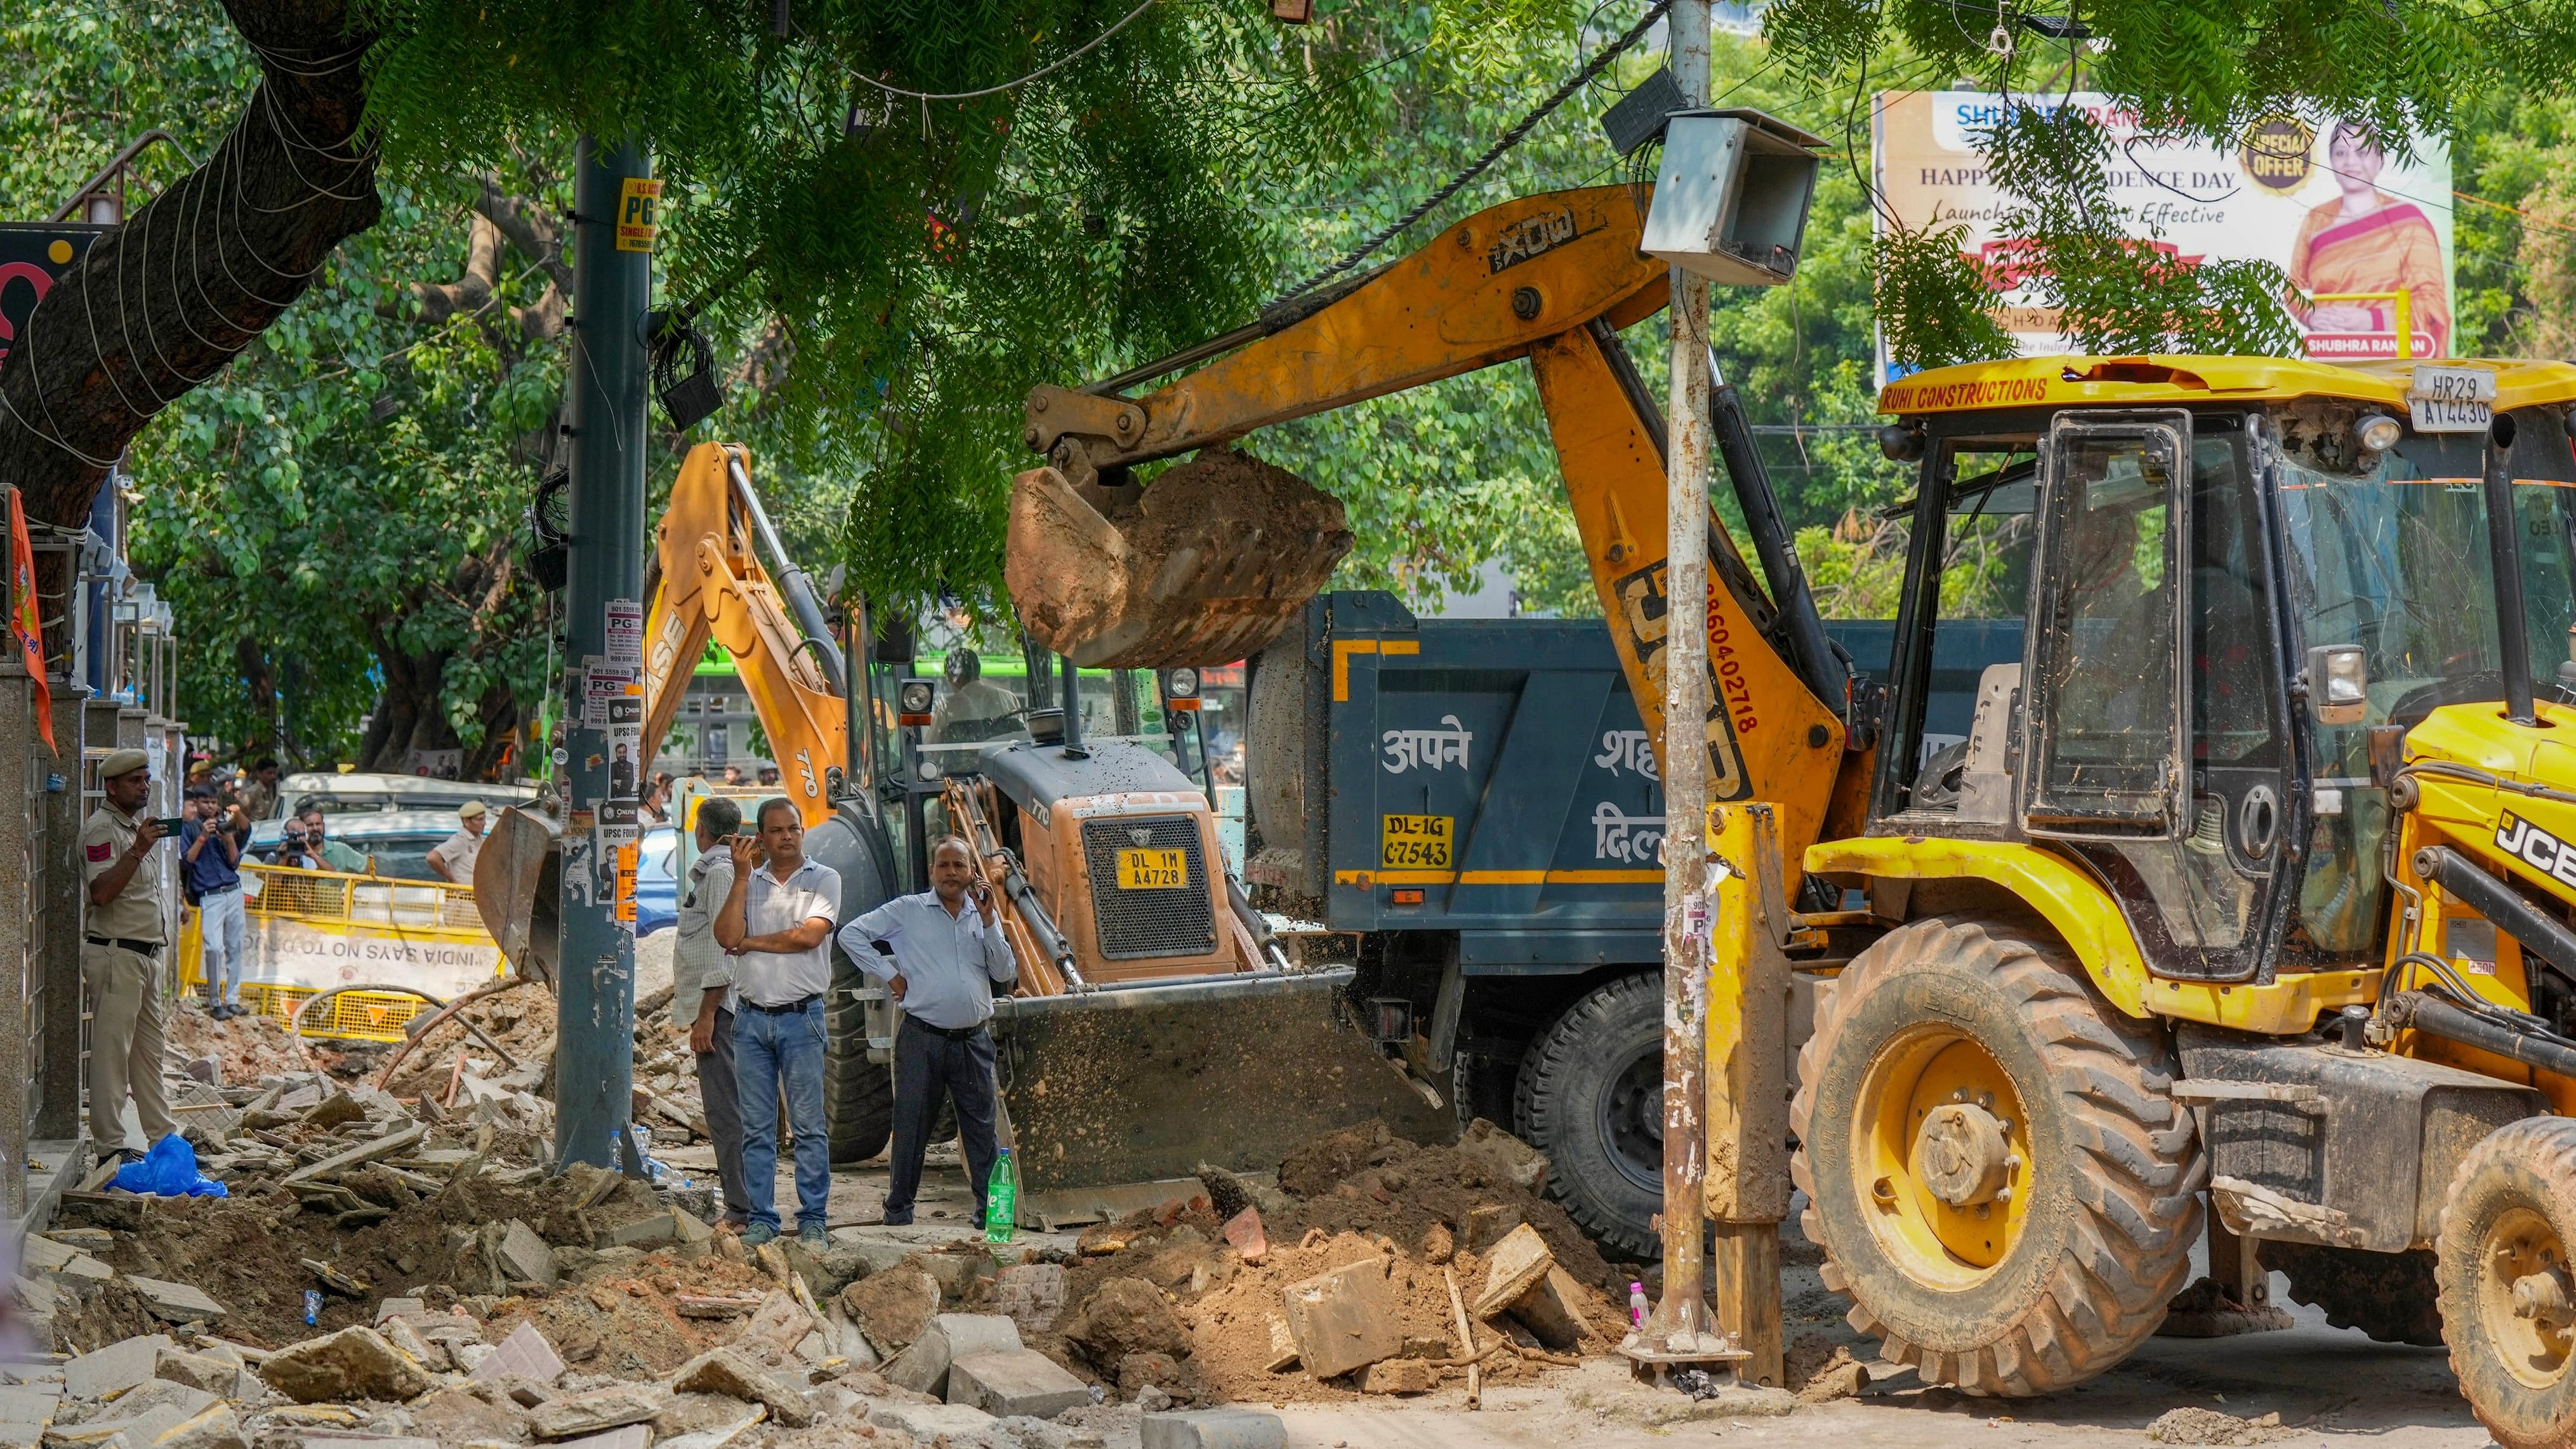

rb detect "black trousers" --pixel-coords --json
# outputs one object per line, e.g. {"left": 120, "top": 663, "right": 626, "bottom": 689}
{"left": 885, "top": 1016, "right": 1000, "bottom": 1221}
{"left": 693, "top": 1005, "right": 753, "bottom": 1219}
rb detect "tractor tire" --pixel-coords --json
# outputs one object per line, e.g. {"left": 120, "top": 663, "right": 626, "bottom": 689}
{"left": 826, "top": 962, "right": 892, "bottom": 1164}
{"left": 2261, "top": 1242, "right": 2443, "bottom": 1347}
{"left": 1791, "top": 914, "right": 2203, "bottom": 1395}
{"left": 2437, "top": 1116, "right": 2576, "bottom": 1448}
{"left": 1516, "top": 973, "right": 1663, "bottom": 1261}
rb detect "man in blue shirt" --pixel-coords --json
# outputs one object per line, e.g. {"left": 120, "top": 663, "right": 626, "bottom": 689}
{"left": 178, "top": 786, "right": 249, "bottom": 1019}
{"left": 836, "top": 836, "right": 1017, "bottom": 1228}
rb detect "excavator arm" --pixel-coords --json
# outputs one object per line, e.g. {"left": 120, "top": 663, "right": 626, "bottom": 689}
{"left": 1012, "top": 185, "right": 1855, "bottom": 873}
{"left": 642, "top": 443, "right": 849, "bottom": 826}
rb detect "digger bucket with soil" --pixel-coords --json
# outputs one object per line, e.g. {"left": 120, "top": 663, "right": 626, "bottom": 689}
{"left": 1006, "top": 451, "right": 1355, "bottom": 669}
{"left": 473, "top": 805, "right": 561, "bottom": 984}
{"left": 989, "top": 969, "right": 1456, "bottom": 1227}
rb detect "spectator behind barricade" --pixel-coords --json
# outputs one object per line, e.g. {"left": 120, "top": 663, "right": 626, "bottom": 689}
{"left": 300, "top": 809, "right": 367, "bottom": 873}
{"left": 268, "top": 816, "right": 324, "bottom": 871}
{"left": 237, "top": 757, "right": 281, "bottom": 821}
{"left": 428, "top": 800, "right": 487, "bottom": 884}
{"left": 180, "top": 785, "right": 249, "bottom": 1019}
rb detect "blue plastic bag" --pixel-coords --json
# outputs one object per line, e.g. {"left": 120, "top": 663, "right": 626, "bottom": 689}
{"left": 110, "top": 1134, "right": 228, "bottom": 1198}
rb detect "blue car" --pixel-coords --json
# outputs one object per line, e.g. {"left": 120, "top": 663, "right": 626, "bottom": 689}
{"left": 633, "top": 826, "right": 678, "bottom": 937}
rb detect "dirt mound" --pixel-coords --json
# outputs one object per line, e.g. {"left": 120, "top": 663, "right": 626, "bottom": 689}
{"left": 381, "top": 979, "right": 559, "bottom": 1099}
{"left": 1028, "top": 1119, "right": 1621, "bottom": 1405}
{"left": 168, "top": 1002, "right": 314, "bottom": 1083}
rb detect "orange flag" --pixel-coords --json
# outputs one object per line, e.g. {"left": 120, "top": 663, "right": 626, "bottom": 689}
{"left": 9, "top": 489, "right": 55, "bottom": 756}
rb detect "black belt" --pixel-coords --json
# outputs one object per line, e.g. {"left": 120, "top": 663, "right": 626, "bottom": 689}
{"left": 905, "top": 1017, "right": 989, "bottom": 1042}
{"left": 86, "top": 937, "right": 161, "bottom": 955}
{"left": 197, "top": 883, "right": 240, "bottom": 896}
{"left": 742, "top": 994, "right": 821, "bottom": 1015}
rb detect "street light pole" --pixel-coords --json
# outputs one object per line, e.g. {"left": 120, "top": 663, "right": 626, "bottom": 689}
{"left": 1632, "top": 0, "right": 1730, "bottom": 1374}
{"left": 552, "top": 135, "right": 654, "bottom": 1173}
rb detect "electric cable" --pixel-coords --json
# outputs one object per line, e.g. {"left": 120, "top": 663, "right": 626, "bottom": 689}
{"left": 798, "top": 0, "right": 1160, "bottom": 103}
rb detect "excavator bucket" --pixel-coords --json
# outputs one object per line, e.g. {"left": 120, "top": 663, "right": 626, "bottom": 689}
{"left": 472, "top": 805, "right": 561, "bottom": 985}
{"left": 990, "top": 969, "right": 1456, "bottom": 1223}
{"left": 1007, "top": 451, "right": 1354, "bottom": 668}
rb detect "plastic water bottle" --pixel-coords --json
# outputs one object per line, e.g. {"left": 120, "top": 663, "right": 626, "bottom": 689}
{"left": 984, "top": 1148, "right": 1018, "bottom": 1250}
{"left": 1628, "top": 1281, "right": 1648, "bottom": 1327}
{"left": 304, "top": 1290, "right": 322, "bottom": 1327}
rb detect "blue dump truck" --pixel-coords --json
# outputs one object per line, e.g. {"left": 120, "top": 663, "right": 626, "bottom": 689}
{"left": 1244, "top": 591, "right": 2017, "bottom": 1259}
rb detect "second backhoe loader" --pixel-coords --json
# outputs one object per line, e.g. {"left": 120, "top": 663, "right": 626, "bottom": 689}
{"left": 1001, "top": 174, "right": 2576, "bottom": 1445}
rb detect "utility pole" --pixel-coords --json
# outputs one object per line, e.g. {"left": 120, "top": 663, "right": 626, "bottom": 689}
{"left": 1628, "top": 0, "right": 1734, "bottom": 1380}
{"left": 553, "top": 136, "right": 656, "bottom": 1173}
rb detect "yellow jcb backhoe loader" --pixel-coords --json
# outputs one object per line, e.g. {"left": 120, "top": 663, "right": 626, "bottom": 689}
{"left": 1003, "top": 176, "right": 2576, "bottom": 1445}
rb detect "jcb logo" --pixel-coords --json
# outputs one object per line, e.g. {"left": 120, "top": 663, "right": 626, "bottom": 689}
{"left": 2495, "top": 812, "right": 2576, "bottom": 889}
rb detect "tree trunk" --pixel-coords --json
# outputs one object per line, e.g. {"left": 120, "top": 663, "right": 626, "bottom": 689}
{"left": 0, "top": 0, "right": 380, "bottom": 532}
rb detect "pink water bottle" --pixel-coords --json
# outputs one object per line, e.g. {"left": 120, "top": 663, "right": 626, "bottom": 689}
{"left": 1628, "top": 1281, "right": 1648, "bottom": 1326}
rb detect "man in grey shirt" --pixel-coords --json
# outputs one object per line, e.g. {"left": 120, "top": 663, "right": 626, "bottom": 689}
{"left": 714, "top": 798, "right": 841, "bottom": 1248}
{"left": 836, "top": 836, "right": 1016, "bottom": 1227}
{"left": 672, "top": 797, "right": 750, "bottom": 1231}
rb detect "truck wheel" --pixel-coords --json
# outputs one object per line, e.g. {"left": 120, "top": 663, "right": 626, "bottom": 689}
{"left": 2261, "top": 1242, "right": 2443, "bottom": 1346}
{"left": 1791, "top": 914, "right": 2201, "bottom": 1395}
{"left": 1515, "top": 973, "right": 1663, "bottom": 1261}
{"left": 826, "top": 969, "right": 892, "bottom": 1163}
{"left": 2437, "top": 1116, "right": 2576, "bottom": 1448}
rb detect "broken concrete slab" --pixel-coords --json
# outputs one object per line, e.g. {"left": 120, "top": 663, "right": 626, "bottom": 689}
{"left": 946, "top": 1348, "right": 1093, "bottom": 1419}
{"left": 1505, "top": 1264, "right": 1594, "bottom": 1351}
{"left": 866, "top": 1401, "right": 1004, "bottom": 1446}
{"left": 404, "top": 1386, "right": 530, "bottom": 1444}
{"left": 279, "top": 1123, "right": 424, "bottom": 1186}
{"left": 730, "top": 1290, "right": 817, "bottom": 1366}
{"left": 499, "top": 1219, "right": 558, "bottom": 1288}
{"left": 65, "top": 1335, "right": 173, "bottom": 1399}
{"left": 600, "top": 1211, "right": 678, "bottom": 1250}
{"left": 653, "top": 1403, "right": 765, "bottom": 1449}
{"left": 1221, "top": 1207, "right": 1267, "bottom": 1264}
{"left": 378, "top": 1316, "right": 441, "bottom": 1370}
{"left": 371, "top": 1298, "right": 425, "bottom": 1327}
{"left": 1140, "top": 1410, "right": 1287, "bottom": 1449}
{"left": 145, "top": 1403, "right": 246, "bottom": 1449}
{"left": 1471, "top": 1222, "right": 1555, "bottom": 1320}
{"left": 1462, "top": 1202, "right": 1521, "bottom": 1255}
{"left": 0, "top": 1387, "right": 56, "bottom": 1425}
{"left": 150, "top": 1349, "right": 239, "bottom": 1397}
{"left": 992, "top": 1263, "right": 1065, "bottom": 1336}
{"left": 525, "top": 1386, "right": 663, "bottom": 1440}
{"left": 669, "top": 1347, "right": 814, "bottom": 1429}
{"left": 838, "top": 1268, "right": 939, "bottom": 1357}
{"left": 885, "top": 1313, "right": 1022, "bottom": 1398}
{"left": 468, "top": 1323, "right": 566, "bottom": 1386}
{"left": 1281, "top": 1259, "right": 1402, "bottom": 1380}
{"left": 541, "top": 1427, "right": 649, "bottom": 1449}
{"left": 258, "top": 1327, "right": 435, "bottom": 1404}
{"left": 1354, "top": 1357, "right": 1433, "bottom": 1394}
{"left": 123, "top": 1277, "right": 228, "bottom": 1324}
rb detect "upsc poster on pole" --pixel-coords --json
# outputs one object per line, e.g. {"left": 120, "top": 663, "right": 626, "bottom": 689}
{"left": 1872, "top": 92, "right": 2454, "bottom": 378}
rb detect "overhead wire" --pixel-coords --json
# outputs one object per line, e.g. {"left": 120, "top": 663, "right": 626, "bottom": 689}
{"left": 796, "top": 0, "right": 1161, "bottom": 103}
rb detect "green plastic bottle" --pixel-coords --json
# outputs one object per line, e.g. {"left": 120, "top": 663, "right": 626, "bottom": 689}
{"left": 984, "top": 1148, "right": 1017, "bottom": 1251}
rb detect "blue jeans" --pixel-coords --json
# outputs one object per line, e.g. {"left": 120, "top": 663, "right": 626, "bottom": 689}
{"left": 733, "top": 997, "right": 830, "bottom": 1232}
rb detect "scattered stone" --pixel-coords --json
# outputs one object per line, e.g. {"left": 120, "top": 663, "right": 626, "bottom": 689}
{"left": 300, "top": 1092, "right": 367, "bottom": 1129}
{"left": 372, "top": 1298, "right": 425, "bottom": 1326}
{"left": 670, "top": 1348, "right": 815, "bottom": 1429}
{"left": 124, "top": 1277, "right": 228, "bottom": 1324}
{"left": 732, "top": 1290, "right": 817, "bottom": 1365}
{"left": 1462, "top": 1203, "right": 1521, "bottom": 1255}
{"left": 406, "top": 1386, "right": 530, "bottom": 1443}
{"left": 992, "top": 1264, "right": 1066, "bottom": 1335}
{"left": 1281, "top": 1259, "right": 1402, "bottom": 1380}
{"left": 1140, "top": 1409, "right": 1287, "bottom": 1449}
{"left": 840, "top": 1267, "right": 940, "bottom": 1357}
{"left": 1470, "top": 1224, "right": 1553, "bottom": 1320}
{"left": 1067, "top": 1278, "right": 1193, "bottom": 1365}
{"left": 526, "top": 1386, "right": 663, "bottom": 1440}
{"left": 654, "top": 1403, "right": 766, "bottom": 1449}
{"left": 1455, "top": 1118, "right": 1549, "bottom": 1195}
{"left": 1354, "top": 1358, "right": 1432, "bottom": 1395}
{"left": 1220, "top": 1207, "right": 1267, "bottom": 1265}
{"left": 1076, "top": 1223, "right": 1137, "bottom": 1257}
{"left": 1260, "top": 1318, "right": 1299, "bottom": 1375}
{"left": 885, "top": 1314, "right": 1022, "bottom": 1398}
{"left": 674, "top": 1292, "right": 765, "bottom": 1320}
{"left": 499, "top": 1219, "right": 558, "bottom": 1288}
{"left": 151, "top": 1349, "right": 239, "bottom": 1397}
{"left": 946, "top": 1349, "right": 1093, "bottom": 1419}
{"left": 469, "top": 1323, "right": 566, "bottom": 1386}
{"left": 48, "top": 1229, "right": 112, "bottom": 1254}
{"left": 65, "top": 1335, "right": 173, "bottom": 1399}
{"left": 1118, "top": 1352, "right": 1183, "bottom": 1396}
{"left": 602, "top": 1211, "right": 678, "bottom": 1250}
{"left": 2146, "top": 1408, "right": 2292, "bottom": 1446}
{"left": 279, "top": 1123, "right": 425, "bottom": 1186}
{"left": 1418, "top": 1222, "right": 1453, "bottom": 1265}
{"left": 868, "top": 1401, "right": 1005, "bottom": 1445}
{"left": 1783, "top": 1333, "right": 1868, "bottom": 1403}
{"left": 259, "top": 1326, "right": 433, "bottom": 1405}
{"left": 1505, "top": 1267, "right": 1593, "bottom": 1351}
{"left": 543, "top": 1427, "right": 651, "bottom": 1449}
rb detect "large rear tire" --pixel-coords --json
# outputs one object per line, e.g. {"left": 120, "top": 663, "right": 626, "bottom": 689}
{"left": 2261, "top": 1243, "right": 2443, "bottom": 1347}
{"left": 826, "top": 962, "right": 892, "bottom": 1163}
{"left": 1791, "top": 914, "right": 2202, "bottom": 1395}
{"left": 1515, "top": 973, "right": 1663, "bottom": 1261}
{"left": 2438, "top": 1116, "right": 2576, "bottom": 1449}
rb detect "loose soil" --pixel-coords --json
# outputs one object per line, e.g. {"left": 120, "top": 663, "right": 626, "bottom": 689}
{"left": 380, "top": 979, "right": 560, "bottom": 1099}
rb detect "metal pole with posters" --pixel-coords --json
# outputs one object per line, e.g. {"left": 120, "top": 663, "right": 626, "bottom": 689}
{"left": 553, "top": 136, "right": 658, "bottom": 1174}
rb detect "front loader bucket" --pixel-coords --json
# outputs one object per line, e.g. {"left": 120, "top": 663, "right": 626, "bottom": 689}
{"left": 991, "top": 969, "right": 1455, "bottom": 1224}
{"left": 1007, "top": 452, "right": 1355, "bottom": 668}
{"left": 473, "top": 805, "right": 561, "bottom": 985}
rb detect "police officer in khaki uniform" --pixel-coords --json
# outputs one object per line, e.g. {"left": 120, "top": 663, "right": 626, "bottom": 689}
{"left": 81, "top": 748, "right": 176, "bottom": 1168}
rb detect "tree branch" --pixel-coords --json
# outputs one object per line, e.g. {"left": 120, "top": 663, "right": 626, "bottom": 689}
{"left": 0, "top": 0, "right": 381, "bottom": 529}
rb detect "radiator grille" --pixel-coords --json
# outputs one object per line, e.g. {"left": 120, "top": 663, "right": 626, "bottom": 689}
{"left": 1082, "top": 816, "right": 1217, "bottom": 961}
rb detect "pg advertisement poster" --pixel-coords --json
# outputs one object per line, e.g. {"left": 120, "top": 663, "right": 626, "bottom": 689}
{"left": 1872, "top": 91, "right": 2455, "bottom": 376}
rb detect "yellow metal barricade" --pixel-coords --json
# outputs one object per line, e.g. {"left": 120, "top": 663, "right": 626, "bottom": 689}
{"left": 178, "top": 863, "right": 507, "bottom": 1043}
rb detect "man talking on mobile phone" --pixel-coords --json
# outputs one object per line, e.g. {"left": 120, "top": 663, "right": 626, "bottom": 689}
{"left": 836, "top": 836, "right": 1016, "bottom": 1229}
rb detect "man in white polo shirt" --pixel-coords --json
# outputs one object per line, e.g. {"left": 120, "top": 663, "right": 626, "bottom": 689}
{"left": 713, "top": 797, "right": 840, "bottom": 1248}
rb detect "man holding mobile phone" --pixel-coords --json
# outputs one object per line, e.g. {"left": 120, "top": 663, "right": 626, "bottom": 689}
{"left": 80, "top": 750, "right": 176, "bottom": 1170}
{"left": 835, "top": 835, "right": 1017, "bottom": 1229}
{"left": 714, "top": 798, "right": 840, "bottom": 1248}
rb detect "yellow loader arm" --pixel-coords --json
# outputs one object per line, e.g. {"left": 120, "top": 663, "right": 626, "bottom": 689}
{"left": 1015, "top": 185, "right": 1853, "bottom": 873}
{"left": 643, "top": 442, "right": 848, "bottom": 827}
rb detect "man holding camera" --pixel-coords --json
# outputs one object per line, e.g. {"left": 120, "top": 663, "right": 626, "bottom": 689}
{"left": 180, "top": 785, "right": 249, "bottom": 1019}
{"left": 837, "top": 837, "right": 1016, "bottom": 1229}
{"left": 81, "top": 750, "right": 176, "bottom": 1168}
